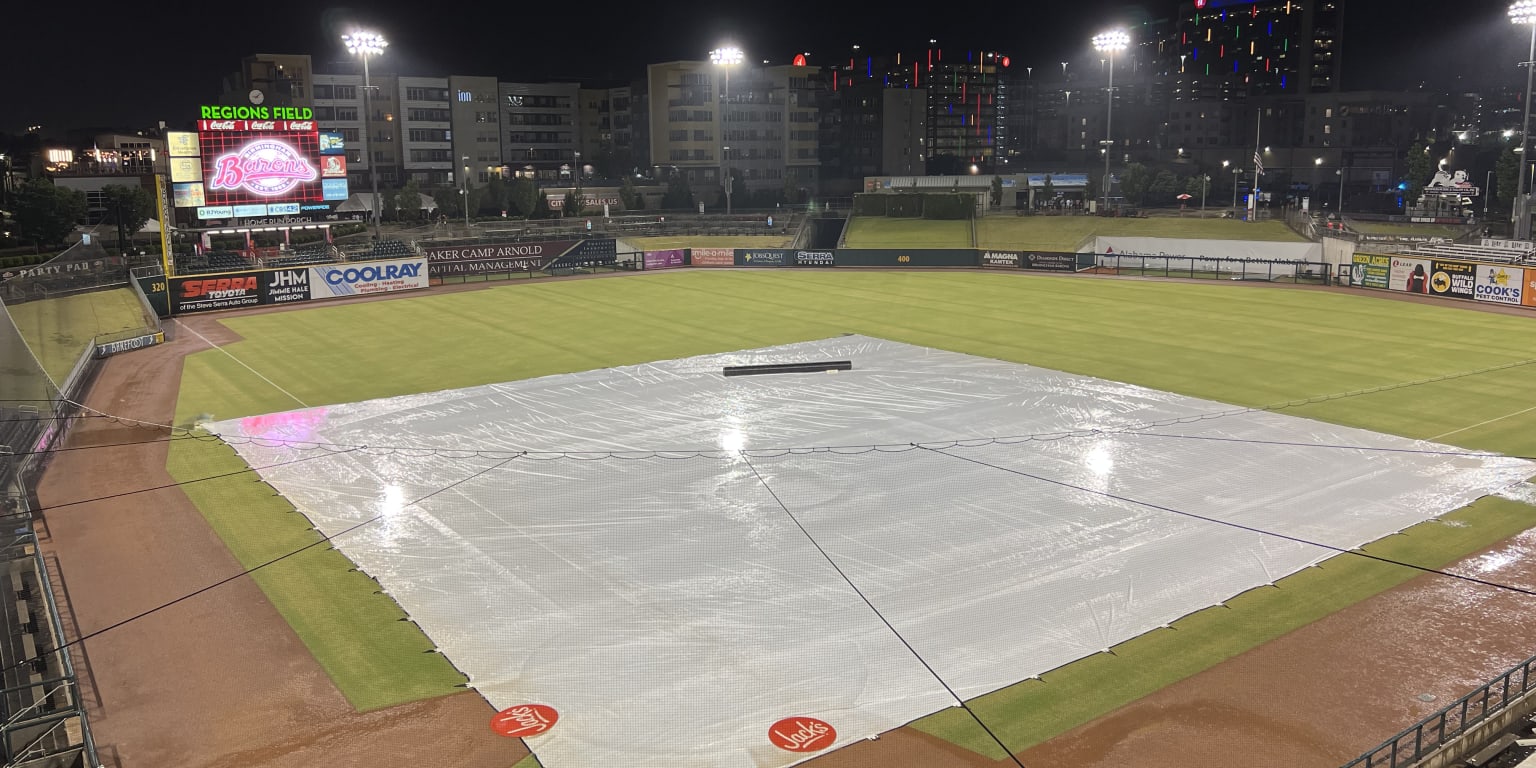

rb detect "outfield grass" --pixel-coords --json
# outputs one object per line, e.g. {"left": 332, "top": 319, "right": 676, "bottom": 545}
{"left": 843, "top": 217, "right": 972, "bottom": 247}
{"left": 8, "top": 287, "right": 150, "bottom": 382}
{"left": 977, "top": 215, "right": 1307, "bottom": 251}
{"left": 623, "top": 235, "right": 792, "bottom": 250}
{"left": 172, "top": 272, "right": 1536, "bottom": 732}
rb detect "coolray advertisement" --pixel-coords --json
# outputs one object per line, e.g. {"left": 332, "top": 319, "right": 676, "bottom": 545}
{"left": 980, "top": 250, "right": 1021, "bottom": 269}
{"left": 1021, "top": 252, "right": 1079, "bottom": 272}
{"left": 309, "top": 257, "right": 428, "bottom": 298}
{"left": 690, "top": 248, "right": 735, "bottom": 267}
{"left": 198, "top": 118, "right": 323, "bottom": 209}
{"left": 423, "top": 240, "right": 578, "bottom": 276}
{"left": 794, "top": 250, "right": 835, "bottom": 267}
{"left": 1387, "top": 257, "right": 1431, "bottom": 294}
{"left": 1429, "top": 260, "right": 1476, "bottom": 300}
{"left": 1474, "top": 264, "right": 1524, "bottom": 305}
{"left": 643, "top": 249, "right": 685, "bottom": 270}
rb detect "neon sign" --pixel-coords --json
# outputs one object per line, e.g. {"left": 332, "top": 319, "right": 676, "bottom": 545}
{"left": 208, "top": 139, "right": 318, "bottom": 197}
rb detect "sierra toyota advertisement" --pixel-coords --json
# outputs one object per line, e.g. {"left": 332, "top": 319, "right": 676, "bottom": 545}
{"left": 170, "top": 268, "right": 313, "bottom": 313}
{"left": 309, "top": 258, "right": 428, "bottom": 298}
{"left": 423, "top": 240, "right": 578, "bottom": 276}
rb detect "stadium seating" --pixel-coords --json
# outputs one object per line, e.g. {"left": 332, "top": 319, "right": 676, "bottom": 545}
{"left": 174, "top": 251, "right": 255, "bottom": 275}
{"left": 266, "top": 242, "right": 339, "bottom": 268}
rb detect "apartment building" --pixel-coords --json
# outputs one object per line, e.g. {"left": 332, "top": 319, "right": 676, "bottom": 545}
{"left": 501, "top": 82, "right": 580, "bottom": 180}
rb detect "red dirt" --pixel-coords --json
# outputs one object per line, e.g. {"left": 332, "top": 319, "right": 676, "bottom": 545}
{"left": 33, "top": 271, "right": 1536, "bottom": 768}
{"left": 35, "top": 320, "right": 529, "bottom": 768}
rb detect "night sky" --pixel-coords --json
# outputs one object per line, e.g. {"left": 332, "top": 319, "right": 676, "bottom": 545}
{"left": 2, "top": 0, "right": 1525, "bottom": 134}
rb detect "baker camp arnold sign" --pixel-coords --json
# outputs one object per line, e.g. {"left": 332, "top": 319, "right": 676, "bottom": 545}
{"left": 421, "top": 240, "right": 579, "bottom": 275}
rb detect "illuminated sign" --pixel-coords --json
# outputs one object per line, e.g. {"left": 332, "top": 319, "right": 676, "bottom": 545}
{"left": 172, "top": 182, "right": 206, "bottom": 208}
{"left": 322, "top": 178, "right": 350, "bottom": 201}
{"left": 199, "top": 119, "right": 316, "bottom": 132}
{"left": 793, "top": 53, "right": 807, "bottom": 67}
{"left": 267, "top": 202, "right": 301, "bottom": 215}
{"left": 321, "top": 155, "right": 348, "bottom": 178}
{"left": 197, "top": 205, "right": 234, "bottom": 219}
{"left": 167, "top": 131, "right": 200, "bottom": 157}
{"left": 198, "top": 105, "right": 313, "bottom": 120}
{"left": 319, "top": 132, "right": 346, "bottom": 155}
{"left": 232, "top": 204, "right": 268, "bottom": 217}
{"left": 169, "top": 157, "right": 203, "bottom": 183}
{"left": 207, "top": 139, "right": 318, "bottom": 198}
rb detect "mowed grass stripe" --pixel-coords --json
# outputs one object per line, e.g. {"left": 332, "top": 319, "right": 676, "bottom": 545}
{"left": 170, "top": 271, "right": 1536, "bottom": 730}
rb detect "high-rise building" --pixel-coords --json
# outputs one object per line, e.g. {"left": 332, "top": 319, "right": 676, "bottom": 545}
{"left": 450, "top": 76, "right": 503, "bottom": 186}
{"left": 647, "top": 60, "right": 819, "bottom": 205}
{"left": 1173, "top": 0, "right": 1343, "bottom": 100}
{"left": 500, "top": 82, "right": 580, "bottom": 181}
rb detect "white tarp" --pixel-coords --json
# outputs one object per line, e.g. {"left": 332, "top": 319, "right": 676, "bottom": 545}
{"left": 1090, "top": 236, "right": 1324, "bottom": 265}
{"left": 213, "top": 337, "right": 1531, "bottom": 768}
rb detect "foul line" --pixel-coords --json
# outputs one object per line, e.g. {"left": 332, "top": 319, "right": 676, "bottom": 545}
{"left": 176, "top": 319, "right": 309, "bottom": 409}
{"left": 1429, "top": 403, "right": 1536, "bottom": 442}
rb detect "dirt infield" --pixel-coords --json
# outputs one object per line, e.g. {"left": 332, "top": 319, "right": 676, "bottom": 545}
{"left": 35, "top": 320, "right": 528, "bottom": 768}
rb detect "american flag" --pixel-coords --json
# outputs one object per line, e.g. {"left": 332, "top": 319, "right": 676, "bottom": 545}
{"left": 1253, "top": 151, "right": 1265, "bottom": 176}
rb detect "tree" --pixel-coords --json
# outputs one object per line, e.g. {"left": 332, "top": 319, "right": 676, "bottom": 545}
{"left": 1147, "top": 170, "right": 1178, "bottom": 206}
{"left": 13, "top": 179, "right": 85, "bottom": 251}
{"left": 380, "top": 187, "right": 398, "bottom": 223}
{"left": 481, "top": 175, "right": 508, "bottom": 216}
{"left": 1041, "top": 174, "right": 1055, "bottom": 204}
{"left": 1496, "top": 147, "right": 1519, "bottom": 211}
{"left": 398, "top": 178, "right": 423, "bottom": 223}
{"left": 534, "top": 190, "right": 554, "bottom": 219}
{"left": 507, "top": 177, "right": 539, "bottom": 218}
{"left": 662, "top": 175, "right": 694, "bottom": 210}
{"left": 1404, "top": 141, "right": 1433, "bottom": 210}
{"left": 563, "top": 191, "right": 582, "bottom": 217}
{"left": 619, "top": 176, "right": 638, "bottom": 210}
{"left": 990, "top": 176, "right": 1004, "bottom": 208}
{"left": 100, "top": 184, "right": 155, "bottom": 237}
{"left": 1118, "top": 163, "right": 1152, "bottom": 207}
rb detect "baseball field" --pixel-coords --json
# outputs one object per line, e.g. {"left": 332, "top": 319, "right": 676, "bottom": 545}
{"left": 37, "top": 267, "right": 1536, "bottom": 768}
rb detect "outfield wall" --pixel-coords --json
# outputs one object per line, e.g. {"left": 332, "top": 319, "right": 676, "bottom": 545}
{"left": 1349, "top": 253, "right": 1535, "bottom": 308}
{"left": 167, "top": 256, "right": 427, "bottom": 314}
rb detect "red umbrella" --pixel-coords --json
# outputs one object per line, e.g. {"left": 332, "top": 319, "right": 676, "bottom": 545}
{"left": 1176, "top": 193, "right": 1193, "bottom": 200}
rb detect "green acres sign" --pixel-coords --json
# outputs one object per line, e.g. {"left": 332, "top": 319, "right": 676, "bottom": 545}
{"left": 199, "top": 105, "right": 314, "bottom": 120}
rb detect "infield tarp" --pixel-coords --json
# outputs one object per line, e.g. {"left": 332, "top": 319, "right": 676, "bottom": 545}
{"left": 214, "top": 337, "right": 1533, "bottom": 768}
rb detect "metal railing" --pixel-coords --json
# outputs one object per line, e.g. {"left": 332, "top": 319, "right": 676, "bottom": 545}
{"left": 1340, "top": 652, "right": 1536, "bottom": 768}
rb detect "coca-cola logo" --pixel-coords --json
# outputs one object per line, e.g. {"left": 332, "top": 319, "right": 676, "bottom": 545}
{"left": 490, "top": 704, "right": 559, "bottom": 738}
{"left": 206, "top": 120, "right": 237, "bottom": 130}
{"left": 248, "top": 120, "right": 276, "bottom": 130}
{"left": 768, "top": 717, "right": 836, "bottom": 752}
{"left": 209, "top": 139, "right": 317, "bottom": 197}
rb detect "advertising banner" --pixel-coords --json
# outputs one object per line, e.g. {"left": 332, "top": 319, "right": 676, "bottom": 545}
{"left": 643, "top": 249, "right": 686, "bottom": 270}
{"left": 320, "top": 155, "right": 348, "bottom": 178}
{"left": 566, "top": 239, "right": 617, "bottom": 264}
{"left": 691, "top": 248, "right": 735, "bottom": 267}
{"left": 1525, "top": 269, "right": 1536, "bottom": 308}
{"left": 980, "top": 250, "right": 1021, "bottom": 269}
{"left": 169, "top": 157, "right": 203, "bottom": 183}
{"left": 1387, "top": 257, "right": 1431, "bottom": 293}
{"left": 95, "top": 331, "right": 166, "bottom": 359}
{"left": 833, "top": 249, "right": 977, "bottom": 267}
{"left": 1093, "top": 237, "right": 1323, "bottom": 263}
{"left": 1473, "top": 264, "right": 1525, "bottom": 305}
{"left": 793, "top": 250, "right": 836, "bottom": 267}
{"left": 172, "top": 182, "right": 206, "bottom": 208}
{"left": 166, "top": 131, "right": 200, "bottom": 157}
{"left": 736, "top": 249, "right": 791, "bottom": 267}
{"left": 172, "top": 274, "right": 264, "bottom": 313}
{"left": 319, "top": 132, "right": 346, "bottom": 155}
{"left": 423, "top": 240, "right": 578, "bottom": 276}
{"left": 262, "top": 268, "right": 312, "bottom": 304}
{"left": 309, "top": 258, "right": 428, "bottom": 299}
{"left": 1429, "top": 260, "right": 1476, "bottom": 300}
{"left": 1349, "top": 254, "right": 1390, "bottom": 289}
{"left": 1021, "top": 252, "right": 1079, "bottom": 272}
{"left": 199, "top": 123, "right": 323, "bottom": 208}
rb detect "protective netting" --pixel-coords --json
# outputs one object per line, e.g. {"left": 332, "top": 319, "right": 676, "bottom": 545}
{"left": 212, "top": 337, "right": 1534, "bottom": 768}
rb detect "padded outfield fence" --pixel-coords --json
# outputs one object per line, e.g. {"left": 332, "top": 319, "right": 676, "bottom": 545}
{"left": 0, "top": 237, "right": 165, "bottom": 768}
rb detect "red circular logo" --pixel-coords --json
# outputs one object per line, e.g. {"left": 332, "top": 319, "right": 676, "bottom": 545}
{"left": 491, "top": 704, "right": 559, "bottom": 738}
{"left": 768, "top": 717, "right": 837, "bottom": 752}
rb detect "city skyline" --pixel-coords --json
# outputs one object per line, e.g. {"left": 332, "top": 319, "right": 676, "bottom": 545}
{"left": 2, "top": 0, "right": 1525, "bottom": 134}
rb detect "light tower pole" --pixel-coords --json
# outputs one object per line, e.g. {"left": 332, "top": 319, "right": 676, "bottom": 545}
{"left": 343, "top": 31, "right": 388, "bottom": 241}
{"left": 1512, "top": 1, "right": 1536, "bottom": 236}
{"left": 1092, "top": 29, "right": 1129, "bottom": 213}
{"left": 710, "top": 46, "right": 744, "bottom": 215}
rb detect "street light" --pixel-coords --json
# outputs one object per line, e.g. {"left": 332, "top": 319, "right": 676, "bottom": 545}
{"left": 1201, "top": 174, "right": 1210, "bottom": 215}
{"left": 1092, "top": 29, "right": 1129, "bottom": 213}
{"left": 461, "top": 156, "right": 471, "bottom": 229}
{"left": 343, "top": 30, "right": 387, "bottom": 241}
{"left": 710, "top": 45, "right": 744, "bottom": 215}
{"left": 1511, "top": 0, "right": 1536, "bottom": 236}
{"left": 1232, "top": 166, "right": 1242, "bottom": 210}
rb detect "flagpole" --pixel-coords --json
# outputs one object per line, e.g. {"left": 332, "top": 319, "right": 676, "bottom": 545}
{"left": 1252, "top": 109, "right": 1262, "bottom": 220}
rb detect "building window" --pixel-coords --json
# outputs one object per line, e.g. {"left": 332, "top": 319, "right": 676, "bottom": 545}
{"left": 314, "top": 84, "right": 334, "bottom": 99}
{"left": 406, "top": 87, "right": 450, "bottom": 102}
{"left": 335, "top": 85, "right": 357, "bottom": 100}
{"left": 335, "top": 107, "right": 359, "bottom": 121}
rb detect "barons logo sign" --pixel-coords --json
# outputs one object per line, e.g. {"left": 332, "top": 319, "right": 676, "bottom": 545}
{"left": 209, "top": 139, "right": 318, "bottom": 197}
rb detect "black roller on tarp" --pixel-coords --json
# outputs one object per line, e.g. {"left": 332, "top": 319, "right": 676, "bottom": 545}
{"left": 723, "top": 361, "right": 853, "bottom": 377}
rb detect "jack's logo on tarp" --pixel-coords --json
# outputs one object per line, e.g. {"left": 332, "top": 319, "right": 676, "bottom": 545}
{"left": 490, "top": 705, "right": 558, "bottom": 738}
{"left": 768, "top": 717, "right": 836, "bottom": 752}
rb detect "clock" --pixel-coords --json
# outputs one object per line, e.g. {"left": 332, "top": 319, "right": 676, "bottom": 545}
{"left": 249, "top": 89, "right": 265, "bottom": 105}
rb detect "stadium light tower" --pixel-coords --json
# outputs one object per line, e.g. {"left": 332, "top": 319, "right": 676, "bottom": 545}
{"left": 1092, "top": 29, "right": 1129, "bottom": 214}
{"left": 1511, "top": 1, "right": 1536, "bottom": 237}
{"left": 344, "top": 30, "right": 388, "bottom": 241}
{"left": 710, "top": 45, "right": 744, "bottom": 215}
